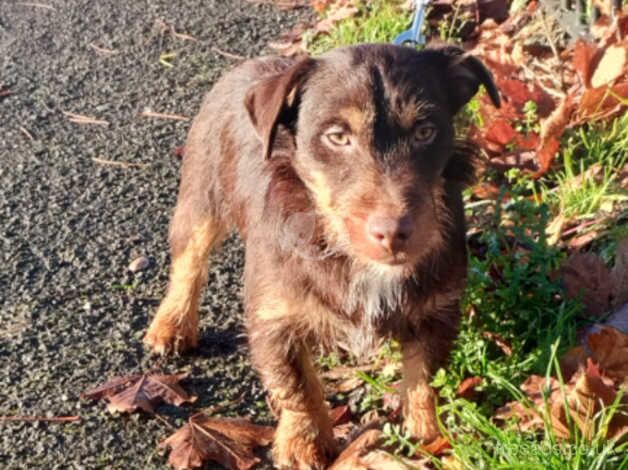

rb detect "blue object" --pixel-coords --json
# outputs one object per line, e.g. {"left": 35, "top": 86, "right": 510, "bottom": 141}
{"left": 393, "top": 0, "right": 431, "bottom": 46}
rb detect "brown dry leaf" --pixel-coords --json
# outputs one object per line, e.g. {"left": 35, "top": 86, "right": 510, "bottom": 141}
{"left": 572, "top": 39, "right": 600, "bottom": 87}
{"left": 361, "top": 450, "right": 430, "bottom": 469}
{"left": 471, "top": 181, "right": 501, "bottom": 200}
{"left": 495, "top": 375, "right": 559, "bottom": 431}
{"left": 560, "top": 253, "right": 612, "bottom": 316}
{"left": 267, "top": 22, "right": 311, "bottom": 56}
{"left": 420, "top": 435, "right": 451, "bottom": 456}
{"left": 477, "top": 0, "right": 510, "bottom": 23}
{"left": 456, "top": 376, "right": 483, "bottom": 400}
{"left": 576, "top": 81, "right": 628, "bottom": 124}
{"left": 329, "top": 404, "right": 352, "bottom": 426}
{"left": 496, "top": 361, "right": 628, "bottom": 442}
{"left": 553, "top": 360, "right": 628, "bottom": 440}
{"left": 587, "top": 327, "right": 628, "bottom": 383}
{"left": 334, "top": 376, "right": 364, "bottom": 394}
{"left": 611, "top": 238, "right": 628, "bottom": 307}
{"left": 160, "top": 413, "right": 274, "bottom": 470}
{"left": 314, "top": 4, "right": 359, "bottom": 34}
{"left": 560, "top": 345, "right": 589, "bottom": 381}
{"left": 329, "top": 429, "right": 384, "bottom": 470}
{"left": 81, "top": 373, "right": 196, "bottom": 414}
{"left": 591, "top": 43, "right": 628, "bottom": 88}
{"left": 490, "top": 150, "right": 539, "bottom": 172}
{"left": 535, "top": 136, "right": 562, "bottom": 177}
{"left": 482, "top": 331, "right": 513, "bottom": 356}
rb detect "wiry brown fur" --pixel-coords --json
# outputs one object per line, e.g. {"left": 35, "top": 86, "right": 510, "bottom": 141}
{"left": 144, "top": 44, "right": 499, "bottom": 469}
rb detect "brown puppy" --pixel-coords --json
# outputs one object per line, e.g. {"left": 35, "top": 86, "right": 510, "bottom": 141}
{"left": 144, "top": 44, "right": 499, "bottom": 469}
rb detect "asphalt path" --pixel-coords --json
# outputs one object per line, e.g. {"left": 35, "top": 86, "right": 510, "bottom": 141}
{"left": 0, "top": 1, "right": 310, "bottom": 467}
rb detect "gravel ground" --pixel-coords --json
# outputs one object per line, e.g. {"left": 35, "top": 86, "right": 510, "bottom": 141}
{"left": 0, "top": 1, "right": 310, "bottom": 468}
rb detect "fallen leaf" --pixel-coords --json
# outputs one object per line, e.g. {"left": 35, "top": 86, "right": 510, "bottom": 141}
{"left": 559, "top": 345, "right": 588, "bottom": 381}
{"left": 314, "top": 5, "right": 359, "bottom": 34}
{"left": 535, "top": 136, "right": 562, "bottom": 177}
{"left": 576, "top": 82, "right": 628, "bottom": 123}
{"left": 560, "top": 253, "right": 612, "bottom": 316}
{"left": 572, "top": 40, "right": 600, "bottom": 87}
{"left": 329, "top": 404, "right": 352, "bottom": 426}
{"left": 591, "top": 43, "right": 627, "bottom": 88}
{"left": 477, "top": 0, "right": 510, "bottom": 23}
{"left": 160, "top": 413, "right": 274, "bottom": 470}
{"left": 587, "top": 327, "right": 628, "bottom": 383}
{"left": 496, "top": 361, "right": 628, "bottom": 442}
{"left": 329, "top": 429, "right": 384, "bottom": 470}
{"left": 456, "top": 376, "right": 483, "bottom": 400}
{"left": 611, "top": 238, "right": 628, "bottom": 307}
{"left": 420, "top": 435, "right": 451, "bottom": 456}
{"left": 482, "top": 331, "right": 513, "bottom": 356}
{"left": 334, "top": 376, "right": 364, "bottom": 394}
{"left": 81, "top": 373, "right": 196, "bottom": 414}
{"left": 489, "top": 150, "right": 539, "bottom": 172}
{"left": 361, "top": 449, "right": 430, "bottom": 469}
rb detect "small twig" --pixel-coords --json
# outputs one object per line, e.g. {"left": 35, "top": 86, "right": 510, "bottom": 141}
{"left": 16, "top": 2, "right": 55, "bottom": 10}
{"left": 19, "top": 126, "right": 34, "bottom": 141}
{"left": 88, "top": 43, "right": 118, "bottom": 56}
{"left": 0, "top": 88, "right": 12, "bottom": 98}
{"left": 172, "top": 31, "right": 198, "bottom": 42}
{"left": 92, "top": 157, "right": 147, "bottom": 169}
{"left": 0, "top": 415, "right": 80, "bottom": 423}
{"left": 138, "top": 111, "right": 190, "bottom": 121}
{"left": 211, "top": 46, "right": 245, "bottom": 61}
{"left": 62, "top": 111, "right": 109, "bottom": 126}
{"left": 561, "top": 216, "right": 607, "bottom": 237}
{"left": 153, "top": 413, "right": 175, "bottom": 430}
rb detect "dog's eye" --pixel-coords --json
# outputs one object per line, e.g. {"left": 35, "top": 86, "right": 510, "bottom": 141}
{"left": 324, "top": 130, "right": 351, "bottom": 147}
{"left": 414, "top": 124, "right": 437, "bottom": 144}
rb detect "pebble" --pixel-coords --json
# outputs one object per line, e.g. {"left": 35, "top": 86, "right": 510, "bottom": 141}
{"left": 128, "top": 256, "right": 150, "bottom": 273}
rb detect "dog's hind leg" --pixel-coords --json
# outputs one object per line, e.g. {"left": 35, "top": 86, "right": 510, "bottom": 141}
{"left": 144, "top": 195, "right": 226, "bottom": 354}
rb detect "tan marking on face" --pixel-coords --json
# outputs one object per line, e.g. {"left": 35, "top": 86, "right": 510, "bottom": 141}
{"left": 337, "top": 106, "right": 368, "bottom": 133}
{"left": 304, "top": 170, "right": 347, "bottom": 246}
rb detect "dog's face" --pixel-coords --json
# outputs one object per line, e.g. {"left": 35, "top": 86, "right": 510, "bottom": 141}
{"left": 246, "top": 45, "right": 499, "bottom": 271}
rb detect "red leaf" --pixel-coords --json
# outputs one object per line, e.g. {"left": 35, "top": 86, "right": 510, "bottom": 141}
{"left": 160, "top": 413, "right": 274, "bottom": 470}
{"left": 81, "top": 373, "right": 196, "bottom": 414}
{"left": 456, "top": 376, "right": 483, "bottom": 400}
{"left": 572, "top": 40, "right": 600, "bottom": 87}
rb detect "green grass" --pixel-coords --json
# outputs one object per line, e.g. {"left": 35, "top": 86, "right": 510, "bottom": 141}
{"left": 434, "top": 344, "right": 628, "bottom": 470}
{"left": 542, "top": 114, "right": 628, "bottom": 223}
{"left": 308, "top": 3, "right": 627, "bottom": 467}
{"left": 307, "top": 1, "right": 410, "bottom": 55}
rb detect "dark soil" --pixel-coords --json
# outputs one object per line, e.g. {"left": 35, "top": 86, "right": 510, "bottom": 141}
{"left": 0, "top": 1, "right": 310, "bottom": 468}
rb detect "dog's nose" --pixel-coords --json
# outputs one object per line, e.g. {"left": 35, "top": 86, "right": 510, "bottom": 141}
{"left": 366, "top": 215, "right": 414, "bottom": 253}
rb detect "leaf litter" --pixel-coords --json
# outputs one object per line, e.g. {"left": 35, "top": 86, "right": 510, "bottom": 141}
{"left": 81, "top": 372, "right": 196, "bottom": 414}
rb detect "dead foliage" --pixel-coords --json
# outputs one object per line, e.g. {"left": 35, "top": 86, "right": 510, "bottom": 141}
{"left": 160, "top": 413, "right": 274, "bottom": 470}
{"left": 560, "top": 238, "right": 628, "bottom": 316}
{"left": 495, "top": 359, "right": 628, "bottom": 442}
{"left": 81, "top": 372, "right": 196, "bottom": 414}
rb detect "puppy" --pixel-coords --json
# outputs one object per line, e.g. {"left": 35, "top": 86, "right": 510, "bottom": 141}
{"left": 144, "top": 44, "right": 499, "bottom": 469}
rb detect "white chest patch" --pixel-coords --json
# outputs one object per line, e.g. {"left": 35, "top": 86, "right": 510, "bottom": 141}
{"left": 340, "top": 264, "right": 407, "bottom": 357}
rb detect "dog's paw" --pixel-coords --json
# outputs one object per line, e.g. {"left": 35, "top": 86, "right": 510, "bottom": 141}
{"left": 403, "top": 404, "right": 441, "bottom": 443}
{"left": 143, "top": 315, "right": 197, "bottom": 355}
{"left": 273, "top": 409, "right": 336, "bottom": 470}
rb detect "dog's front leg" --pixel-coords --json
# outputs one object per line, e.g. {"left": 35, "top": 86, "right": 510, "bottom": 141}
{"left": 248, "top": 312, "right": 336, "bottom": 470}
{"left": 400, "top": 305, "right": 460, "bottom": 443}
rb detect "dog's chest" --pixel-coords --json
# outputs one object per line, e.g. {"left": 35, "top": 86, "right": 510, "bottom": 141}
{"left": 306, "top": 264, "right": 409, "bottom": 358}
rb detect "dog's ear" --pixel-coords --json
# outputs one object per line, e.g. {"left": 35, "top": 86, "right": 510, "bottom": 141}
{"left": 435, "top": 46, "right": 500, "bottom": 114}
{"left": 245, "top": 57, "right": 316, "bottom": 159}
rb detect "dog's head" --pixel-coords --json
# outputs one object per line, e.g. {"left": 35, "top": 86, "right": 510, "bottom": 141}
{"left": 245, "top": 44, "right": 499, "bottom": 271}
